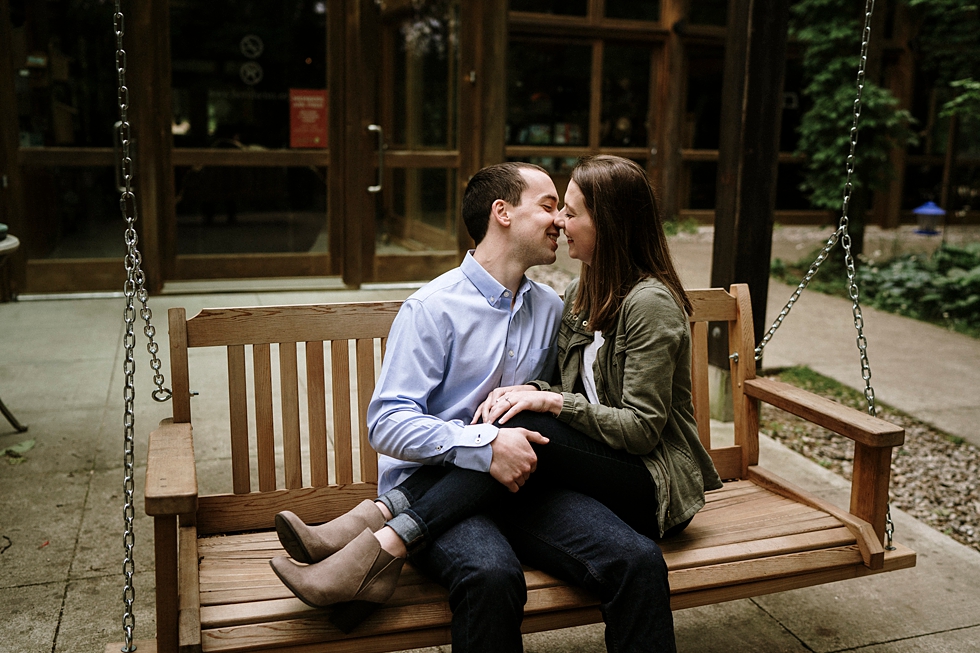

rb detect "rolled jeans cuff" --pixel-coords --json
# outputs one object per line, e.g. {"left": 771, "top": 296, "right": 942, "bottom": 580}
{"left": 386, "top": 511, "right": 427, "bottom": 554}
{"left": 377, "top": 487, "right": 412, "bottom": 517}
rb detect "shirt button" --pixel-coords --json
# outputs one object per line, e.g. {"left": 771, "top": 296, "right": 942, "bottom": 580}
{"left": 509, "top": 350, "right": 515, "bottom": 357}
{"left": 490, "top": 296, "right": 495, "bottom": 303}
{"left": 503, "top": 291, "right": 510, "bottom": 297}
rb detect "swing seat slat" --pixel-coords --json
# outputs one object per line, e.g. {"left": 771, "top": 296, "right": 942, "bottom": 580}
{"left": 117, "top": 284, "right": 915, "bottom": 653}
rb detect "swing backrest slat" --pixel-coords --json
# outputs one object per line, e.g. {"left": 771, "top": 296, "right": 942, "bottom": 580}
{"left": 175, "top": 302, "right": 400, "bottom": 505}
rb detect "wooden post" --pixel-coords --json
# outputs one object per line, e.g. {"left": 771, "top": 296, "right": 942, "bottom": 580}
{"left": 709, "top": 0, "right": 789, "bottom": 367}
{"left": 129, "top": 0, "right": 174, "bottom": 293}
{"left": 328, "top": 0, "right": 347, "bottom": 277}
{"left": 154, "top": 515, "right": 179, "bottom": 653}
{"left": 340, "top": 0, "right": 381, "bottom": 286}
{"left": 657, "top": 0, "right": 689, "bottom": 221}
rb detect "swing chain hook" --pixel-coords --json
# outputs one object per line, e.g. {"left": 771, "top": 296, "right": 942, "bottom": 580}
{"left": 752, "top": 0, "right": 893, "bottom": 549}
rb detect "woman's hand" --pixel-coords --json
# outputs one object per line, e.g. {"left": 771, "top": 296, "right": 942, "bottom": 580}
{"left": 472, "top": 385, "right": 563, "bottom": 425}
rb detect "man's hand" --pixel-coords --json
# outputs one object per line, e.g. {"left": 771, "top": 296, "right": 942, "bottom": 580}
{"left": 489, "top": 427, "right": 549, "bottom": 492}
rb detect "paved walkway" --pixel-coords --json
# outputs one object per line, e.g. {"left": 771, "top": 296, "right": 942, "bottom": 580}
{"left": 1, "top": 225, "right": 979, "bottom": 652}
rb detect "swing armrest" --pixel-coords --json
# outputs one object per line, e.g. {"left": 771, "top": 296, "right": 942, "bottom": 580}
{"left": 743, "top": 378, "right": 904, "bottom": 448}
{"left": 145, "top": 419, "right": 198, "bottom": 516}
{"left": 744, "top": 377, "right": 904, "bottom": 545}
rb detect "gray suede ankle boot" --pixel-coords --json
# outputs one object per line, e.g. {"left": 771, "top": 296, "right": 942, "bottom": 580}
{"left": 270, "top": 528, "right": 405, "bottom": 630}
{"left": 275, "top": 499, "right": 386, "bottom": 564}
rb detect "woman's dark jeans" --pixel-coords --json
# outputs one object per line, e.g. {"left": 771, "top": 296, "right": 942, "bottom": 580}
{"left": 383, "top": 411, "right": 679, "bottom": 551}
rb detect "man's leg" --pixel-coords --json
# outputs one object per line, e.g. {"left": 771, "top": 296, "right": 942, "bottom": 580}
{"left": 501, "top": 486, "right": 676, "bottom": 653}
{"left": 382, "top": 465, "right": 507, "bottom": 554}
{"left": 409, "top": 513, "right": 526, "bottom": 653}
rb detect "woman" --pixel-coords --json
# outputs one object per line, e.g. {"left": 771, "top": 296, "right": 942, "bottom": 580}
{"left": 270, "top": 155, "right": 722, "bottom": 631}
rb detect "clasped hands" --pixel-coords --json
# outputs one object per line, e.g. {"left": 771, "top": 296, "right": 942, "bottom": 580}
{"left": 470, "top": 385, "right": 563, "bottom": 493}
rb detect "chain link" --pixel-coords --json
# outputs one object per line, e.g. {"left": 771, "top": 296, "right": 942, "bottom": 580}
{"left": 114, "top": 1, "right": 174, "bottom": 649}
{"left": 752, "top": 0, "right": 894, "bottom": 549}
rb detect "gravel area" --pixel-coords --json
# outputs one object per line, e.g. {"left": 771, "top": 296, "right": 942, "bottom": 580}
{"left": 761, "top": 369, "right": 980, "bottom": 554}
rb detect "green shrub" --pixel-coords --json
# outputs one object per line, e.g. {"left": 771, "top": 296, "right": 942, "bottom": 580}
{"left": 773, "top": 243, "right": 980, "bottom": 338}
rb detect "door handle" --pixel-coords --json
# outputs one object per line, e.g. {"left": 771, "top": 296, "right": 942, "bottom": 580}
{"left": 368, "top": 124, "right": 383, "bottom": 193}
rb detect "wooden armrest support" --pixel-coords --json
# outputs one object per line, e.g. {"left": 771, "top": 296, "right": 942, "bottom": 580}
{"left": 748, "top": 466, "right": 884, "bottom": 570}
{"left": 743, "top": 378, "right": 904, "bottom": 448}
{"left": 146, "top": 421, "right": 198, "bottom": 516}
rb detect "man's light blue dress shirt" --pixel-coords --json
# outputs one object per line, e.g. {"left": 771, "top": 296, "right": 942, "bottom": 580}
{"left": 368, "top": 252, "right": 563, "bottom": 494}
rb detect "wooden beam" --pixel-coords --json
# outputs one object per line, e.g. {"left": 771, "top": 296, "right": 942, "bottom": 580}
{"left": 657, "top": 0, "right": 689, "bottom": 221}
{"left": 709, "top": 0, "right": 789, "bottom": 366}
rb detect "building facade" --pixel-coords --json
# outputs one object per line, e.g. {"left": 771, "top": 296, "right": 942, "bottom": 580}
{"left": 0, "top": 0, "right": 974, "bottom": 293}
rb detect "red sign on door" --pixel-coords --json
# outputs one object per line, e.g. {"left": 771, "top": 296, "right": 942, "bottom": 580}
{"left": 289, "top": 89, "right": 328, "bottom": 148}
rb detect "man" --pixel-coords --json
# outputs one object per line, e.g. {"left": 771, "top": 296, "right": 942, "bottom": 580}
{"left": 367, "top": 162, "right": 674, "bottom": 652}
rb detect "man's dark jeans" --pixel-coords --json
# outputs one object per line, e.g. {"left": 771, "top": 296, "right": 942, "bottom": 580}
{"left": 387, "top": 412, "right": 677, "bottom": 652}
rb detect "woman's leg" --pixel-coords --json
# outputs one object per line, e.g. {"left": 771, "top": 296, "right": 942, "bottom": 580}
{"left": 503, "top": 411, "right": 662, "bottom": 538}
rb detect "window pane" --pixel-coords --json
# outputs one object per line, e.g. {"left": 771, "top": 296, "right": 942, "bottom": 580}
{"left": 602, "top": 44, "right": 651, "bottom": 147}
{"left": 11, "top": 2, "right": 117, "bottom": 147}
{"left": 605, "top": 0, "right": 660, "bottom": 22}
{"left": 170, "top": 1, "right": 327, "bottom": 149}
{"left": 685, "top": 161, "right": 717, "bottom": 210}
{"left": 390, "top": 5, "right": 459, "bottom": 149}
{"left": 508, "top": 42, "right": 591, "bottom": 147}
{"left": 689, "top": 0, "right": 728, "bottom": 25}
{"left": 685, "top": 49, "right": 724, "bottom": 150}
{"left": 21, "top": 167, "right": 123, "bottom": 258}
{"left": 383, "top": 168, "right": 457, "bottom": 251}
{"left": 175, "top": 166, "right": 327, "bottom": 254}
{"left": 510, "top": 0, "right": 587, "bottom": 16}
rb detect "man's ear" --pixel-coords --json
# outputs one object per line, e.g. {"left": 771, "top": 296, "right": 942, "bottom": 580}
{"left": 490, "top": 199, "right": 511, "bottom": 228}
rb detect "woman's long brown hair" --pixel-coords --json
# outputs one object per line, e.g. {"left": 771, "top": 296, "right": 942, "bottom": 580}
{"left": 571, "top": 155, "right": 692, "bottom": 332}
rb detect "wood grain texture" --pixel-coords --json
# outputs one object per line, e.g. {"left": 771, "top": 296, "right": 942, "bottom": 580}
{"left": 169, "top": 308, "right": 192, "bottom": 423}
{"left": 355, "top": 338, "right": 379, "bottom": 483}
{"left": 226, "top": 345, "right": 250, "bottom": 495}
{"left": 178, "top": 525, "right": 202, "bottom": 653}
{"left": 331, "top": 340, "right": 354, "bottom": 484}
{"left": 690, "top": 320, "right": 712, "bottom": 450}
{"left": 744, "top": 377, "right": 905, "bottom": 447}
{"left": 253, "top": 343, "right": 277, "bottom": 492}
{"left": 306, "top": 341, "right": 329, "bottom": 487}
{"left": 279, "top": 342, "right": 303, "bottom": 489}
{"left": 185, "top": 303, "right": 401, "bottom": 347}
{"left": 145, "top": 422, "right": 197, "bottom": 516}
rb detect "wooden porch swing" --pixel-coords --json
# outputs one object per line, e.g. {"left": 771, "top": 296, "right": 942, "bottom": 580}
{"left": 106, "top": 1, "right": 916, "bottom": 652}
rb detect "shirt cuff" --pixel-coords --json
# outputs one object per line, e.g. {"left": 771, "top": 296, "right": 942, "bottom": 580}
{"left": 447, "top": 423, "right": 498, "bottom": 473}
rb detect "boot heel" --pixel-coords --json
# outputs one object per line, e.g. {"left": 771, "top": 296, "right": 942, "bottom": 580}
{"left": 330, "top": 600, "right": 381, "bottom": 633}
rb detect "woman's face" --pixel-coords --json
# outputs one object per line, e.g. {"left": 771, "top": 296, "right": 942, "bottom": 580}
{"left": 558, "top": 180, "right": 597, "bottom": 265}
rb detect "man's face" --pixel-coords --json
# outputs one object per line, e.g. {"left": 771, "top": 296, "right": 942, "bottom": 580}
{"left": 508, "top": 169, "right": 561, "bottom": 268}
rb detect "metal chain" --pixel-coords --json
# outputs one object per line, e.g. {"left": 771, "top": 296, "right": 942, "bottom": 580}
{"left": 752, "top": 0, "right": 894, "bottom": 549}
{"left": 113, "top": 2, "right": 173, "bottom": 650}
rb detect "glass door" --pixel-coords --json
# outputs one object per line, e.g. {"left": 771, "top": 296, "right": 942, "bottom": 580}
{"left": 348, "top": 0, "right": 469, "bottom": 284}
{"left": 4, "top": 0, "right": 129, "bottom": 293}
{"left": 169, "top": 1, "right": 333, "bottom": 280}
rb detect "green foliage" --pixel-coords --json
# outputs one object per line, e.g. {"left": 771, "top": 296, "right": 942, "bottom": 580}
{"left": 789, "top": 0, "right": 917, "bottom": 210}
{"left": 773, "top": 243, "right": 980, "bottom": 338}
{"left": 940, "top": 78, "right": 980, "bottom": 119}
{"left": 663, "top": 217, "right": 700, "bottom": 236}
{"left": 856, "top": 244, "right": 980, "bottom": 336}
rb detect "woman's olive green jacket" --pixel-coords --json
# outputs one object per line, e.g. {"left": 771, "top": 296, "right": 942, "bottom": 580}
{"left": 532, "top": 277, "right": 723, "bottom": 537}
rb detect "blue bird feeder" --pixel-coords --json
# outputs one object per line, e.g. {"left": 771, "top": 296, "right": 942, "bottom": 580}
{"left": 912, "top": 201, "right": 944, "bottom": 235}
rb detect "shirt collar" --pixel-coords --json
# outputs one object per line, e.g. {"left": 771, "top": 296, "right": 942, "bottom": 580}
{"left": 460, "top": 250, "right": 529, "bottom": 308}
